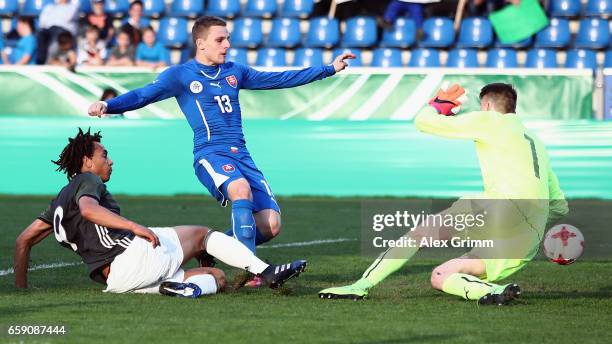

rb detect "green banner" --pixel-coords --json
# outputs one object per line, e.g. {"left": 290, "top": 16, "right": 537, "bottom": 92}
{"left": 1, "top": 117, "right": 611, "bottom": 198}
{"left": 0, "top": 67, "right": 593, "bottom": 120}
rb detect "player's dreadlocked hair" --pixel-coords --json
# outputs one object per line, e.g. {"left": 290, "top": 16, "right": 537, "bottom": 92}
{"left": 52, "top": 128, "right": 102, "bottom": 180}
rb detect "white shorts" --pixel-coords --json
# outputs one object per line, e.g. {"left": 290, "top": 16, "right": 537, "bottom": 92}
{"left": 104, "top": 227, "right": 185, "bottom": 294}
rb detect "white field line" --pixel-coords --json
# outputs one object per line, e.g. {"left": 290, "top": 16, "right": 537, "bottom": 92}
{"left": 350, "top": 73, "right": 404, "bottom": 120}
{"left": 84, "top": 72, "right": 175, "bottom": 119}
{"left": 280, "top": 76, "right": 346, "bottom": 120}
{"left": 390, "top": 72, "right": 445, "bottom": 120}
{"left": 16, "top": 70, "right": 92, "bottom": 116}
{"left": 0, "top": 261, "right": 82, "bottom": 277}
{"left": 0, "top": 238, "right": 357, "bottom": 276}
{"left": 258, "top": 237, "right": 357, "bottom": 249}
{"left": 307, "top": 74, "right": 370, "bottom": 121}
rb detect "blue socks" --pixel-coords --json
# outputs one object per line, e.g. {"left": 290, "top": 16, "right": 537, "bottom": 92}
{"left": 229, "top": 199, "right": 256, "bottom": 252}
{"left": 225, "top": 226, "right": 272, "bottom": 247}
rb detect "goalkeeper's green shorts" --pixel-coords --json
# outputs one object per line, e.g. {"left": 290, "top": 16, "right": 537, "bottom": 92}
{"left": 481, "top": 258, "right": 530, "bottom": 282}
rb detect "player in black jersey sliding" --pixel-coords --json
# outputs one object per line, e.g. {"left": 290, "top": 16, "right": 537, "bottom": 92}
{"left": 13, "top": 128, "right": 306, "bottom": 298}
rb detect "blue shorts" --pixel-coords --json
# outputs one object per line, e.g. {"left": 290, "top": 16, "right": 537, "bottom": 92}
{"left": 193, "top": 153, "right": 280, "bottom": 213}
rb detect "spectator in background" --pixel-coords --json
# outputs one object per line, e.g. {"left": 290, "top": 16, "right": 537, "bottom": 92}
{"left": 100, "top": 88, "right": 124, "bottom": 117}
{"left": 101, "top": 88, "right": 118, "bottom": 101}
{"left": 77, "top": 25, "right": 107, "bottom": 66}
{"left": 135, "top": 26, "right": 169, "bottom": 69}
{"left": 0, "top": 35, "right": 4, "bottom": 63}
{"left": 36, "top": 0, "right": 79, "bottom": 64}
{"left": 47, "top": 31, "right": 77, "bottom": 70}
{"left": 1, "top": 17, "right": 37, "bottom": 65}
{"left": 382, "top": 0, "right": 441, "bottom": 32}
{"left": 81, "top": 0, "right": 114, "bottom": 46}
{"left": 119, "top": 0, "right": 144, "bottom": 46}
{"left": 106, "top": 30, "right": 135, "bottom": 66}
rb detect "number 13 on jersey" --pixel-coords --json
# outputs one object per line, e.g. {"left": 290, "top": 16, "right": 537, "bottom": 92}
{"left": 214, "top": 95, "right": 233, "bottom": 113}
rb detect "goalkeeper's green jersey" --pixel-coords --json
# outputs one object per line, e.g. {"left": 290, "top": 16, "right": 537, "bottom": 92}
{"left": 414, "top": 107, "right": 567, "bottom": 216}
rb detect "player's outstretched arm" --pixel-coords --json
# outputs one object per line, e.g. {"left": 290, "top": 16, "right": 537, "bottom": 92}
{"left": 78, "top": 196, "right": 160, "bottom": 247}
{"left": 88, "top": 66, "right": 181, "bottom": 117}
{"left": 240, "top": 53, "right": 355, "bottom": 90}
{"left": 14, "top": 219, "right": 52, "bottom": 288}
{"left": 331, "top": 53, "right": 356, "bottom": 73}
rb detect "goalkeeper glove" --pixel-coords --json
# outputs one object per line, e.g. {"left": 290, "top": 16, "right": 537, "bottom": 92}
{"left": 429, "top": 82, "right": 468, "bottom": 116}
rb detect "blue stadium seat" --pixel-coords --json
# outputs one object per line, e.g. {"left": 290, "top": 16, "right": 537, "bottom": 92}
{"left": 456, "top": 17, "right": 493, "bottom": 48}
{"left": 333, "top": 48, "right": 363, "bottom": 67}
{"left": 268, "top": 18, "right": 301, "bottom": 48}
{"left": 256, "top": 48, "right": 286, "bottom": 66}
{"left": 104, "top": 0, "right": 130, "bottom": 17}
{"left": 293, "top": 48, "right": 324, "bottom": 67}
{"left": 143, "top": 0, "right": 165, "bottom": 18}
{"left": 486, "top": 48, "right": 518, "bottom": 68}
{"left": 525, "top": 48, "right": 558, "bottom": 68}
{"left": 169, "top": 0, "right": 203, "bottom": 18}
{"left": 372, "top": 48, "right": 403, "bottom": 67}
{"left": 158, "top": 17, "right": 189, "bottom": 48}
{"left": 604, "top": 50, "right": 612, "bottom": 67}
{"left": 282, "top": 0, "right": 313, "bottom": 18}
{"left": 575, "top": 18, "right": 611, "bottom": 49}
{"left": 565, "top": 49, "right": 597, "bottom": 69}
{"left": 20, "top": 0, "right": 53, "bottom": 16}
{"left": 446, "top": 48, "right": 479, "bottom": 67}
{"left": 342, "top": 16, "right": 377, "bottom": 48}
{"left": 0, "top": 0, "right": 19, "bottom": 16}
{"left": 420, "top": 17, "right": 454, "bottom": 48}
{"left": 79, "top": 0, "right": 92, "bottom": 14}
{"left": 207, "top": 0, "right": 240, "bottom": 18}
{"left": 305, "top": 17, "right": 339, "bottom": 48}
{"left": 548, "top": 0, "right": 581, "bottom": 17}
{"left": 380, "top": 18, "right": 415, "bottom": 48}
{"left": 584, "top": 0, "right": 612, "bottom": 16}
{"left": 534, "top": 18, "right": 571, "bottom": 48}
{"left": 535, "top": 18, "right": 570, "bottom": 48}
{"left": 243, "top": 0, "right": 277, "bottom": 18}
{"left": 494, "top": 36, "right": 533, "bottom": 48}
{"left": 227, "top": 48, "right": 248, "bottom": 65}
{"left": 231, "top": 18, "right": 263, "bottom": 48}
{"left": 409, "top": 48, "right": 440, "bottom": 67}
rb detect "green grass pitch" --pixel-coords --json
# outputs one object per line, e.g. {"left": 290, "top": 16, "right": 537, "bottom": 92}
{"left": 1, "top": 196, "right": 611, "bottom": 344}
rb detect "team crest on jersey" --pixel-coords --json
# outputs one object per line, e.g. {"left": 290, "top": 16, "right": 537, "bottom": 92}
{"left": 226, "top": 75, "right": 238, "bottom": 88}
{"left": 189, "top": 81, "right": 203, "bottom": 94}
{"left": 222, "top": 164, "right": 235, "bottom": 173}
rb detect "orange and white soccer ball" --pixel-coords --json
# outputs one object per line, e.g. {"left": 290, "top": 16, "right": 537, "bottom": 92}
{"left": 543, "top": 224, "right": 584, "bottom": 265}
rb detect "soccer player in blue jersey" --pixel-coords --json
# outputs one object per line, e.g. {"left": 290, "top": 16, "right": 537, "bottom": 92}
{"left": 88, "top": 16, "right": 354, "bottom": 286}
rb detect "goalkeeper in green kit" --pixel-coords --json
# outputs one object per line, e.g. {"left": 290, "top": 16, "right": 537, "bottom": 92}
{"left": 319, "top": 83, "right": 569, "bottom": 305}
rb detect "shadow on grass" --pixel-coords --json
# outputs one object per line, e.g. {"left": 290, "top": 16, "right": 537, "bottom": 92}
{"left": 526, "top": 290, "right": 612, "bottom": 300}
{"left": 0, "top": 300, "right": 119, "bottom": 319}
{"left": 354, "top": 334, "right": 457, "bottom": 344}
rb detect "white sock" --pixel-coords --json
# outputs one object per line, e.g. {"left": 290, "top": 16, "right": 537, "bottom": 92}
{"left": 205, "top": 231, "right": 269, "bottom": 274}
{"left": 184, "top": 274, "right": 218, "bottom": 295}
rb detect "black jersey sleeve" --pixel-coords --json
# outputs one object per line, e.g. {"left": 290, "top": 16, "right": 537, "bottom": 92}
{"left": 37, "top": 202, "right": 53, "bottom": 225}
{"left": 74, "top": 173, "right": 105, "bottom": 203}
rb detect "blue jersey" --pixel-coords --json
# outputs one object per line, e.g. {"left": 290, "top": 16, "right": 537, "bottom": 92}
{"left": 106, "top": 59, "right": 336, "bottom": 160}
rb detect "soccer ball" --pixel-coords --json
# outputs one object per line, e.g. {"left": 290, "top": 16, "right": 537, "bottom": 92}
{"left": 543, "top": 224, "right": 584, "bottom": 265}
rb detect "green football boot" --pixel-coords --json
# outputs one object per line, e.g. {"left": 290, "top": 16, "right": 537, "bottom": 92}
{"left": 318, "top": 279, "right": 371, "bottom": 301}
